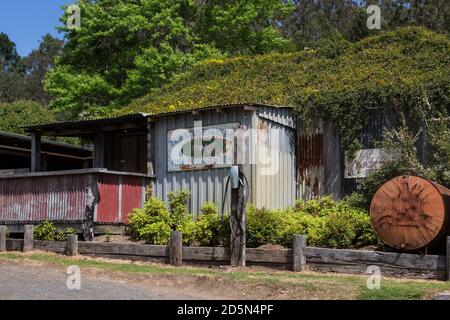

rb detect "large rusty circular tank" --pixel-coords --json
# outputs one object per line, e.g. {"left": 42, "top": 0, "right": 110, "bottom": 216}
{"left": 370, "top": 175, "right": 450, "bottom": 251}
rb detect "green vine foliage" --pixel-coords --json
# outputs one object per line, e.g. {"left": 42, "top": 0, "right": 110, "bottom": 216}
{"left": 122, "top": 27, "right": 449, "bottom": 155}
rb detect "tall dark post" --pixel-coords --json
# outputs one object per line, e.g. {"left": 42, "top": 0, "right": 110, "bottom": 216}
{"left": 31, "top": 131, "right": 41, "bottom": 172}
{"left": 146, "top": 119, "right": 154, "bottom": 176}
{"left": 230, "top": 165, "right": 246, "bottom": 267}
{"left": 93, "top": 133, "right": 105, "bottom": 168}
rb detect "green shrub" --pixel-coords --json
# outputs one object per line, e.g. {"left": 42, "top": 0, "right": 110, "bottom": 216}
{"left": 247, "top": 206, "right": 284, "bottom": 247}
{"left": 168, "top": 190, "right": 190, "bottom": 226}
{"left": 34, "top": 220, "right": 57, "bottom": 241}
{"left": 282, "top": 211, "right": 327, "bottom": 247}
{"left": 128, "top": 209, "right": 151, "bottom": 239}
{"left": 200, "top": 202, "right": 218, "bottom": 216}
{"left": 105, "top": 228, "right": 112, "bottom": 242}
{"left": 177, "top": 216, "right": 197, "bottom": 246}
{"left": 144, "top": 197, "right": 172, "bottom": 223}
{"left": 321, "top": 212, "right": 357, "bottom": 249}
{"left": 196, "top": 202, "right": 229, "bottom": 246}
{"left": 128, "top": 193, "right": 377, "bottom": 249}
{"left": 129, "top": 192, "right": 198, "bottom": 245}
{"left": 138, "top": 221, "right": 172, "bottom": 245}
{"left": 303, "top": 196, "right": 335, "bottom": 216}
{"left": 128, "top": 196, "right": 173, "bottom": 243}
{"left": 247, "top": 196, "right": 377, "bottom": 249}
{"left": 54, "top": 227, "right": 76, "bottom": 242}
{"left": 34, "top": 220, "right": 76, "bottom": 242}
{"left": 345, "top": 208, "right": 378, "bottom": 245}
{"left": 341, "top": 192, "right": 367, "bottom": 210}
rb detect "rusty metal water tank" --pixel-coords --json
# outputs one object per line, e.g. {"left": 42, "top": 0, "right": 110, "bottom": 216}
{"left": 370, "top": 175, "right": 450, "bottom": 251}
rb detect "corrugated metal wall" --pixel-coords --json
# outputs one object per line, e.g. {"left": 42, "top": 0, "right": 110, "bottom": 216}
{"left": 153, "top": 105, "right": 298, "bottom": 215}
{"left": 153, "top": 107, "right": 248, "bottom": 215}
{"left": 96, "top": 174, "right": 147, "bottom": 223}
{"left": 253, "top": 107, "right": 297, "bottom": 209}
{"left": 297, "top": 119, "right": 325, "bottom": 200}
{"left": 0, "top": 174, "right": 88, "bottom": 222}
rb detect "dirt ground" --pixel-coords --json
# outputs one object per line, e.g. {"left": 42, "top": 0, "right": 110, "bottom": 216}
{"left": 0, "top": 252, "right": 358, "bottom": 300}
{"left": 1, "top": 251, "right": 449, "bottom": 300}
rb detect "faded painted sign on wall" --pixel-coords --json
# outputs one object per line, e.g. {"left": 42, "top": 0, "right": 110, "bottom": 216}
{"left": 345, "top": 149, "right": 393, "bottom": 179}
{"left": 168, "top": 122, "right": 239, "bottom": 172}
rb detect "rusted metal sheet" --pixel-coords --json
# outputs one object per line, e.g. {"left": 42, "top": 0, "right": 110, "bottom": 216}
{"left": 0, "top": 174, "right": 87, "bottom": 222}
{"left": 97, "top": 174, "right": 120, "bottom": 223}
{"left": 121, "top": 176, "right": 145, "bottom": 223}
{"left": 0, "top": 170, "right": 152, "bottom": 226}
{"left": 97, "top": 174, "right": 147, "bottom": 224}
{"left": 297, "top": 120, "right": 325, "bottom": 200}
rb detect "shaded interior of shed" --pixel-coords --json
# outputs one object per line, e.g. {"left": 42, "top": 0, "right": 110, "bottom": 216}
{"left": 0, "top": 131, "right": 93, "bottom": 173}
{"left": 23, "top": 113, "right": 153, "bottom": 175}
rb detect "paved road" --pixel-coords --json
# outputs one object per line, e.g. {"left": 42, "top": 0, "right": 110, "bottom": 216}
{"left": 0, "top": 262, "right": 196, "bottom": 300}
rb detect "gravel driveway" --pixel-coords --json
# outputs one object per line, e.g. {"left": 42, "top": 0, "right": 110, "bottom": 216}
{"left": 0, "top": 261, "right": 197, "bottom": 300}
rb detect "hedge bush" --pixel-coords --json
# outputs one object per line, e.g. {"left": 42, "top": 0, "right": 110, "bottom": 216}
{"left": 128, "top": 191, "right": 230, "bottom": 246}
{"left": 246, "top": 197, "right": 377, "bottom": 249}
{"left": 33, "top": 220, "right": 76, "bottom": 242}
{"left": 129, "top": 192, "right": 378, "bottom": 249}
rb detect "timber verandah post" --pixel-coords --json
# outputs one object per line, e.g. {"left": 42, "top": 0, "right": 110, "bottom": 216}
{"left": 31, "top": 131, "right": 42, "bottom": 173}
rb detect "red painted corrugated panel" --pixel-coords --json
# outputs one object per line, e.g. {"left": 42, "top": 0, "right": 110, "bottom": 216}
{"left": 121, "top": 176, "right": 144, "bottom": 223}
{"left": 97, "top": 174, "right": 120, "bottom": 223}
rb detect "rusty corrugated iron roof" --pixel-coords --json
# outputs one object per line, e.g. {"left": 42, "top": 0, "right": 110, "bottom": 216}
{"left": 23, "top": 103, "right": 291, "bottom": 133}
{"left": 23, "top": 112, "right": 151, "bottom": 132}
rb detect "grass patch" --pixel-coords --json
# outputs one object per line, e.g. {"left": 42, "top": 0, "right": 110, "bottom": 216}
{"left": 358, "top": 280, "right": 450, "bottom": 300}
{"left": 1, "top": 251, "right": 450, "bottom": 300}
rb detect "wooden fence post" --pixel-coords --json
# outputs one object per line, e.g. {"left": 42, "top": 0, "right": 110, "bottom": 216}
{"left": 0, "top": 226, "right": 7, "bottom": 252}
{"left": 23, "top": 225, "right": 34, "bottom": 253}
{"left": 293, "top": 234, "right": 306, "bottom": 272}
{"left": 447, "top": 236, "right": 450, "bottom": 281}
{"left": 170, "top": 231, "right": 182, "bottom": 266}
{"left": 66, "top": 234, "right": 79, "bottom": 256}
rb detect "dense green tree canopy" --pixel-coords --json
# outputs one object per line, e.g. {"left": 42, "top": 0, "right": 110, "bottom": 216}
{"left": 0, "top": 100, "right": 55, "bottom": 134}
{"left": 45, "top": 0, "right": 294, "bottom": 118}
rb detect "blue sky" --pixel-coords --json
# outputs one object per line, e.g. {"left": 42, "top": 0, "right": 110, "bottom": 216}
{"left": 0, "top": 0, "right": 74, "bottom": 57}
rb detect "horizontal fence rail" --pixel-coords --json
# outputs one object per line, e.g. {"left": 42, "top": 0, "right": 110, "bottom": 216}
{"left": 4, "top": 237, "right": 449, "bottom": 281}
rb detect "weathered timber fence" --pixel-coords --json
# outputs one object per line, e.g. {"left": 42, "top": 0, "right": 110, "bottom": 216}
{"left": 2, "top": 227, "right": 450, "bottom": 281}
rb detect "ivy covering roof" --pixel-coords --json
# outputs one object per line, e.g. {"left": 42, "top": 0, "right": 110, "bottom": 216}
{"left": 122, "top": 27, "right": 449, "bottom": 118}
